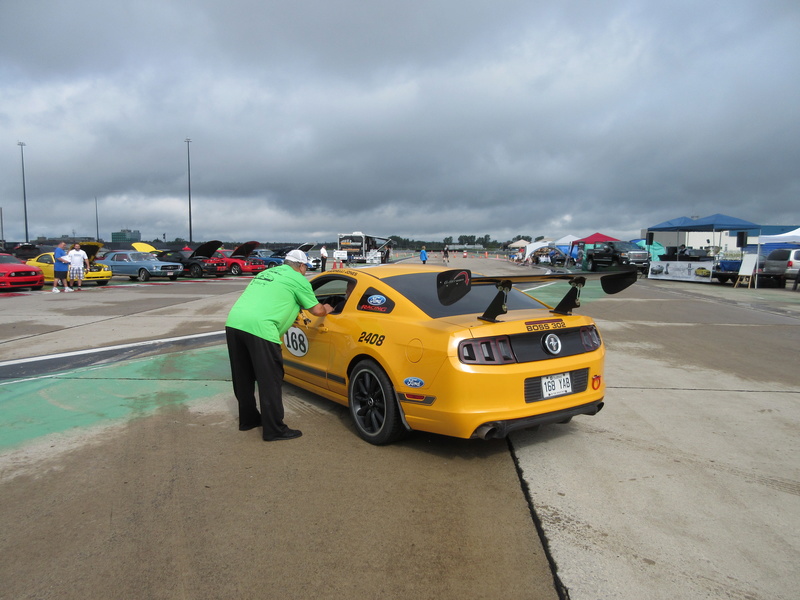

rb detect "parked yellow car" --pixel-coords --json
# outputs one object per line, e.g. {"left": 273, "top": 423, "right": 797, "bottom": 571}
{"left": 282, "top": 264, "right": 636, "bottom": 444}
{"left": 27, "top": 242, "right": 112, "bottom": 286}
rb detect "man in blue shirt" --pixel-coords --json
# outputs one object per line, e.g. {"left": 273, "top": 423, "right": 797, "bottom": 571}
{"left": 53, "top": 241, "right": 71, "bottom": 293}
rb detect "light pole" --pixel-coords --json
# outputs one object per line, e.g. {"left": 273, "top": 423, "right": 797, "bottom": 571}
{"left": 17, "top": 142, "right": 29, "bottom": 243}
{"left": 185, "top": 138, "right": 192, "bottom": 244}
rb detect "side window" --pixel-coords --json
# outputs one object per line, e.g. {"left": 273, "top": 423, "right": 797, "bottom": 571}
{"left": 41, "top": 255, "right": 54, "bottom": 265}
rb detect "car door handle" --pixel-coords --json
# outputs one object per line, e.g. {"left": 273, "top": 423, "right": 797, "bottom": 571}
{"left": 316, "top": 326, "right": 329, "bottom": 333}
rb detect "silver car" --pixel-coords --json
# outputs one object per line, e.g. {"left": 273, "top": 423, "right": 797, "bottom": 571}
{"left": 96, "top": 251, "right": 184, "bottom": 281}
{"left": 762, "top": 248, "right": 800, "bottom": 287}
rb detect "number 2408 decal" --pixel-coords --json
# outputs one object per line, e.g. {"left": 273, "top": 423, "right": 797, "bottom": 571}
{"left": 358, "top": 332, "right": 385, "bottom": 346}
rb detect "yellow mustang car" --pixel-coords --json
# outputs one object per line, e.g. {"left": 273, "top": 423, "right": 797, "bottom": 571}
{"left": 27, "top": 242, "right": 112, "bottom": 286}
{"left": 282, "top": 264, "right": 636, "bottom": 444}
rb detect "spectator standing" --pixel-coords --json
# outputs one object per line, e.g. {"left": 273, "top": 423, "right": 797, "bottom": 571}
{"left": 442, "top": 246, "right": 449, "bottom": 263}
{"left": 53, "top": 241, "right": 72, "bottom": 293}
{"left": 420, "top": 246, "right": 428, "bottom": 264}
{"left": 66, "top": 243, "right": 89, "bottom": 291}
{"left": 319, "top": 245, "right": 328, "bottom": 272}
{"left": 224, "top": 249, "right": 330, "bottom": 441}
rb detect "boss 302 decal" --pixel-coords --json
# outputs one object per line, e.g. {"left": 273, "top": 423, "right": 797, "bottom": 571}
{"left": 525, "top": 318, "right": 565, "bottom": 332}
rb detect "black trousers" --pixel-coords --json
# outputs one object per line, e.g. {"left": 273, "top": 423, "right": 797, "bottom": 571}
{"left": 320, "top": 257, "right": 327, "bottom": 272}
{"left": 225, "top": 326, "right": 290, "bottom": 439}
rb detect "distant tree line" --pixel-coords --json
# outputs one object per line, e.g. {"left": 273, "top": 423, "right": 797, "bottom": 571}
{"left": 388, "top": 234, "right": 527, "bottom": 250}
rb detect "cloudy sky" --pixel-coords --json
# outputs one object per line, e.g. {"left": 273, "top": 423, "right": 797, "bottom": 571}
{"left": 1, "top": 0, "right": 798, "bottom": 246}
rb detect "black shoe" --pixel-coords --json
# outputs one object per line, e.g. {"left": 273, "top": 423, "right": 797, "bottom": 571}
{"left": 264, "top": 428, "right": 302, "bottom": 441}
{"left": 239, "top": 422, "right": 261, "bottom": 431}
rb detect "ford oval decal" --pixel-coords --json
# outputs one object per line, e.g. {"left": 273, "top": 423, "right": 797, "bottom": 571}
{"left": 367, "top": 294, "right": 386, "bottom": 306}
{"left": 404, "top": 377, "right": 425, "bottom": 388}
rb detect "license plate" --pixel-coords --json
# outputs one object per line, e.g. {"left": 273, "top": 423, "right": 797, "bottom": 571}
{"left": 541, "top": 372, "right": 572, "bottom": 398}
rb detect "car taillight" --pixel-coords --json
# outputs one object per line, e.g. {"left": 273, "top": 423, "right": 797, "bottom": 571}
{"left": 580, "top": 326, "right": 601, "bottom": 351}
{"left": 788, "top": 260, "right": 794, "bottom": 268}
{"left": 458, "top": 336, "right": 516, "bottom": 364}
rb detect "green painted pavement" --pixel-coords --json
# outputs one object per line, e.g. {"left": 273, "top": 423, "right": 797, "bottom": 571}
{"left": 520, "top": 280, "right": 608, "bottom": 307}
{"left": 0, "top": 345, "right": 232, "bottom": 451}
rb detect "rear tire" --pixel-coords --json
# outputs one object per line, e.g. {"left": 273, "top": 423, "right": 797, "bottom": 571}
{"left": 138, "top": 269, "right": 150, "bottom": 282}
{"left": 587, "top": 259, "right": 597, "bottom": 272}
{"left": 96, "top": 281, "right": 108, "bottom": 286}
{"left": 348, "top": 360, "right": 406, "bottom": 445}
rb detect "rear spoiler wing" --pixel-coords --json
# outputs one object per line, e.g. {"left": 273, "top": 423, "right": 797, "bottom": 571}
{"left": 436, "top": 268, "right": 638, "bottom": 322}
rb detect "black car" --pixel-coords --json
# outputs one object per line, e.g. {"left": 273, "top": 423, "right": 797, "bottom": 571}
{"left": 256, "top": 242, "right": 319, "bottom": 270}
{"left": 155, "top": 240, "right": 228, "bottom": 278}
{"left": 11, "top": 243, "right": 42, "bottom": 261}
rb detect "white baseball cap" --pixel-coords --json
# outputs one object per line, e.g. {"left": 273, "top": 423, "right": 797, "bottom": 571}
{"left": 285, "top": 249, "right": 309, "bottom": 264}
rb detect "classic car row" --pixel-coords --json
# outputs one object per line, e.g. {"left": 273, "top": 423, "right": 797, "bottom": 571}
{"left": 6, "top": 241, "right": 321, "bottom": 287}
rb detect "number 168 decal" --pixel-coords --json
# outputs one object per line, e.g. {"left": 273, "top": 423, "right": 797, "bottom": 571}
{"left": 283, "top": 326, "right": 309, "bottom": 357}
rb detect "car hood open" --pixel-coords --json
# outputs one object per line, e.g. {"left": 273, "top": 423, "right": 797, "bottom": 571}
{"left": 80, "top": 242, "right": 104, "bottom": 262}
{"left": 132, "top": 242, "right": 159, "bottom": 253}
{"left": 232, "top": 241, "right": 260, "bottom": 258}
{"left": 190, "top": 240, "right": 223, "bottom": 259}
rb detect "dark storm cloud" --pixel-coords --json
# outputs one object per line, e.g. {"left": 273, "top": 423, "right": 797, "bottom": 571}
{"left": 1, "top": 0, "right": 798, "bottom": 245}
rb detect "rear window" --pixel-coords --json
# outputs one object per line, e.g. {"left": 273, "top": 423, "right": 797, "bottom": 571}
{"left": 382, "top": 272, "right": 549, "bottom": 319}
{"left": 767, "top": 249, "right": 790, "bottom": 261}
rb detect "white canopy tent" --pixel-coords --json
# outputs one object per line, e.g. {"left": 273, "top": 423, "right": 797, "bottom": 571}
{"left": 524, "top": 241, "right": 552, "bottom": 260}
{"left": 554, "top": 234, "right": 580, "bottom": 245}
{"left": 759, "top": 227, "right": 800, "bottom": 244}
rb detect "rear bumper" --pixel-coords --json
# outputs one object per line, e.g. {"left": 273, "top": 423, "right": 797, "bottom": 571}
{"left": 471, "top": 400, "right": 604, "bottom": 439}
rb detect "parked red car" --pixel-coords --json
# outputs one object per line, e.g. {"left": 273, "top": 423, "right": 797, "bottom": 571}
{"left": 0, "top": 253, "right": 45, "bottom": 291}
{"left": 212, "top": 241, "right": 267, "bottom": 276}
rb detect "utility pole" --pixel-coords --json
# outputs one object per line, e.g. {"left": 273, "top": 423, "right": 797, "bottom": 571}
{"left": 95, "top": 197, "right": 100, "bottom": 241}
{"left": 185, "top": 138, "right": 193, "bottom": 244}
{"left": 17, "top": 142, "right": 29, "bottom": 243}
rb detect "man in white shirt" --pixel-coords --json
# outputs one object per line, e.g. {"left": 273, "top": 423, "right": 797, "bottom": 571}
{"left": 319, "top": 245, "right": 328, "bottom": 272}
{"left": 66, "top": 243, "right": 90, "bottom": 291}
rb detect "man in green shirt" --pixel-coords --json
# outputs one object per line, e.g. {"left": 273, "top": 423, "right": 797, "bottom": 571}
{"left": 225, "top": 249, "right": 330, "bottom": 441}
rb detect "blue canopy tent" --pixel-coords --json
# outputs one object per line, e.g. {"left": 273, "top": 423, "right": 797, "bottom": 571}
{"left": 677, "top": 214, "right": 760, "bottom": 232}
{"left": 647, "top": 214, "right": 761, "bottom": 252}
{"left": 646, "top": 214, "right": 762, "bottom": 285}
{"left": 648, "top": 216, "right": 697, "bottom": 231}
{"left": 648, "top": 214, "right": 760, "bottom": 232}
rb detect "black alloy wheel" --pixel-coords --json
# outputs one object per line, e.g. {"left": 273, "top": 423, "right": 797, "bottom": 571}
{"left": 348, "top": 360, "right": 406, "bottom": 445}
{"left": 189, "top": 263, "right": 203, "bottom": 278}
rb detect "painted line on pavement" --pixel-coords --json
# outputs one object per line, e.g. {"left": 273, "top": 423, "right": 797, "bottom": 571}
{"left": 0, "top": 331, "right": 224, "bottom": 368}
